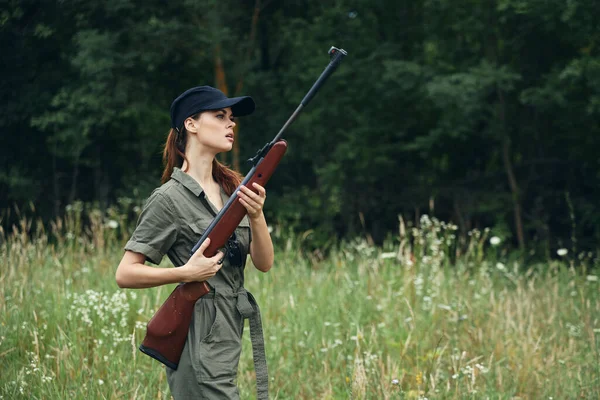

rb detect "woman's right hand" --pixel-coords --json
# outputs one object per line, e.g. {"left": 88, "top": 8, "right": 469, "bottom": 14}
{"left": 179, "top": 238, "right": 225, "bottom": 282}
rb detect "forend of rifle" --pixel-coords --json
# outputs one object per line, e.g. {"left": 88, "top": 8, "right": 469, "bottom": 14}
{"left": 201, "top": 140, "right": 287, "bottom": 259}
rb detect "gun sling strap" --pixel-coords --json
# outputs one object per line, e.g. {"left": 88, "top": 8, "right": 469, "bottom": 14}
{"left": 236, "top": 288, "right": 269, "bottom": 400}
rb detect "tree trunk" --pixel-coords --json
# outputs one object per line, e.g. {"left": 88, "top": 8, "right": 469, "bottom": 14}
{"left": 52, "top": 145, "right": 60, "bottom": 217}
{"left": 213, "top": 1, "right": 262, "bottom": 172}
{"left": 68, "top": 153, "right": 79, "bottom": 206}
{"left": 94, "top": 154, "right": 110, "bottom": 210}
{"left": 488, "top": 0, "right": 525, "bottom": 250}
{"left": 499, "top": 112, "right": 525, "bottom": 250}
{"left": 453, "top": 194, "right": 466, "bottom": 233}
{"left": 214, "top": 44, "right": 230, "bottom": 166}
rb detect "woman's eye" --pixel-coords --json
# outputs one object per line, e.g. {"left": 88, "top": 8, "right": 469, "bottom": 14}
{"left": 216, "top": 114, "right": 224, "bottom": 119}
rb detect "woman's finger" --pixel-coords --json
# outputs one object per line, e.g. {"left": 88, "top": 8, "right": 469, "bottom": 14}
{"left": 239, "top": 185, "right": 262, "bottom": 202}
{"left": 238, "top": 189, "right": 263, "bottom": 208}
{"left": 195, "top": 237, "right": 211, "bottom": 257}
{"left": 252, "top": 182, "right": 266, "bottom": 197}
{"left": 239, "top": 197, "right": 258, "bottom": 214}
{"left": 213, "top": 251, "right": 225, "bottom": 265}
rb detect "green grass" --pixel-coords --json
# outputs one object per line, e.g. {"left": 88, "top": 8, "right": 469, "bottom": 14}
{"left": 1, "top": 207, "right": 599, "bottom": 399}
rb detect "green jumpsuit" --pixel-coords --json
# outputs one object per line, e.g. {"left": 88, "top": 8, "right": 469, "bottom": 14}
{"left": 125, "top": 167, "right": 268, "bottom": 399}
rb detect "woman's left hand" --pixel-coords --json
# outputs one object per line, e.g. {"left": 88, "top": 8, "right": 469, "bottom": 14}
{"left": 237, "top": 182, "right": 266, "bottom": 220}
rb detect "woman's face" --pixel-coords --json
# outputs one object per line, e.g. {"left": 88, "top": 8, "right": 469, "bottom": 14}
{"left": 185, "top": 107, "right": 236, "bottom": 154}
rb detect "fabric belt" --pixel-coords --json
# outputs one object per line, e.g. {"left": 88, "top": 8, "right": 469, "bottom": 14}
{"left": 235, "top": 288, "right": 269, "bottom": 400}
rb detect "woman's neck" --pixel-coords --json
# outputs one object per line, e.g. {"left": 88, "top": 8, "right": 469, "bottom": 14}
{"left": 182, "top": 152, "right": 216, "bottom": 190}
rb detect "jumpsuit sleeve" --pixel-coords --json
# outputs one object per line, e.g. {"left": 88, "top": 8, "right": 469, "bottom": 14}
{"left": 124, "top": 191, "right": 179, "bottom": 265}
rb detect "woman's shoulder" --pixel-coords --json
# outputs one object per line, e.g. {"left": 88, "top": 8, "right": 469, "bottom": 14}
{"left": 151, "top": 179, "right": 178, "bottom": 196}
{"left": 144, "top": 180, "right": 179, "bottom": 210}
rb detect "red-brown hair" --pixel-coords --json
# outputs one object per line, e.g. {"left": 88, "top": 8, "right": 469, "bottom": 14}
{"left": 161, "top": 117, "right": 242, "bottom": 195}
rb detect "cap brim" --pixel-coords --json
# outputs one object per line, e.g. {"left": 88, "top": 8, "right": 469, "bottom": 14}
{"left": 204, "top": 96, "right": 255, "bottom": 117}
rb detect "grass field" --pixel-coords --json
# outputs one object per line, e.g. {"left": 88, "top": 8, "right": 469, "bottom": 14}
{"left": 1, "top": 205, "right": 599, "bottom": 399}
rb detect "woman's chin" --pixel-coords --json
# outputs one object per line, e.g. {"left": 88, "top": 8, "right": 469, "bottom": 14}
{"left": 213, "top": 143, "right": 234, "bottom": 154}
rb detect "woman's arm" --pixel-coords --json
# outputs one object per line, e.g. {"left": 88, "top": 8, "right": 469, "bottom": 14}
{"left": 237, "top": 183, "right": 274, "bottom": 272}
{"left": 248, "top": 212, "right": 274, "bottom": 272}
{"left": 116, "top": 251, "right": 184, "bottom": 288}
{"left": 116, "top": 238, "right": 225, "bottom": 288}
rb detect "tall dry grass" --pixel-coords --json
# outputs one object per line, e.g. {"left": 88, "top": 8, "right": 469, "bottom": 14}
{"left": 1, "top": 205, "right": 598, "bottom": 399}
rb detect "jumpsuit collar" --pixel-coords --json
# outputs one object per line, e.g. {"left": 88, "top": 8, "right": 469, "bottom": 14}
{"left": 171, "top": 167, "right": 205, "bottom": 197}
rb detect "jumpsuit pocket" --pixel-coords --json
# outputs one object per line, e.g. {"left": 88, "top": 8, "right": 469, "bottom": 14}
{"left": 187, "top": 297, "right": 217, "bottom": 365}
{"left": 190, "top": 218, "right": 210, "bottom": 237}
{"left": 192, "top": 297, "right": 243, "bottom": 382}
{"left": 185, "top": 218, "right": 211, "bottom": 260}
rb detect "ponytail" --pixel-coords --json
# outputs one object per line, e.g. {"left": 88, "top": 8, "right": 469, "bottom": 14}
{"left": 161, "top": 122, "right": 242, "bottom": 195}
{"left": 161, "top": 128, "right": 189, "bottom": 184}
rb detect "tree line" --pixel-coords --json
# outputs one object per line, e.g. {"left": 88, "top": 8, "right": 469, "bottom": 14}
{"left": 2, "top": 0, "right": 599, "bottom": 254}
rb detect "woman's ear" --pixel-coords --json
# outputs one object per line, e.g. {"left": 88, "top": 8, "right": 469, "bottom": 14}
{"left": 184, "top": 117, "right": 197, "bottom": 133}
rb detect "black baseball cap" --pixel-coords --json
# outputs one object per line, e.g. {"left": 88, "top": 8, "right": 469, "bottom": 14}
{"left": 170, "top": 86, "right": 255, "bottom": 129}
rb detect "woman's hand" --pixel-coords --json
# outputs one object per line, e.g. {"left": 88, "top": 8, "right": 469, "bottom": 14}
{"left": 237, "top": 182, "right": 266, "bottom": 220}
{"left": 179, "top": 238, "right": 225, "bottom": 283}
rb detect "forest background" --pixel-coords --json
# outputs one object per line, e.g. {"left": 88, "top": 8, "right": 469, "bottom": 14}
{"left": 2, "top": 0, "right": 600, "bottom": 256}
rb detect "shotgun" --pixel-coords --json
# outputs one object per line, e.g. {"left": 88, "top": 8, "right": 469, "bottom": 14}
{"left": 139, "top": 46, "right": 347, "bottom": 369}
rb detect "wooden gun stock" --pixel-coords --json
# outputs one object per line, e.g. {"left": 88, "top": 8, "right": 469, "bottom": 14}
{"left": 139, "top": 140, "right": 287, "bottom": 370}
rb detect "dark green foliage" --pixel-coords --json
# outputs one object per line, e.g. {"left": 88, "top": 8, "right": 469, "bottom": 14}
{"left": 1, "top": 0, "right": 599, "bottom": 253}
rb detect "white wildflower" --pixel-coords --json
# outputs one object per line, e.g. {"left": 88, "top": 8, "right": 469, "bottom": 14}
{"left": 107, "top": 220, "right": 119, "bottom": 229}
{"left": 557, "top": 248, "right": 568, "bottom": 256}
{"left": 586, "top": 275, "right": 598, "bottom": 282}
{"left": 475, "top": 363, "right": 489, "bottom": 373}
{"left": 391, "top": 379, "right": 399, "bottom": 385}
{"left": 496, "top": 262, "right": 506, "bottom": 271}
{"left": 489, "top": 236, "right": 501, "bottom": 246}
{"left": 98, "top": 379, "right": 104, "bottom": 385}
{"left": 379, "top": 252, "right": 396, "bottom": 259}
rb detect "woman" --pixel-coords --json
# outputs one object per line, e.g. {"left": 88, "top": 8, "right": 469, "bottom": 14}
{"left": 116, "top": 86, "right": 273, "bottom": 399}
